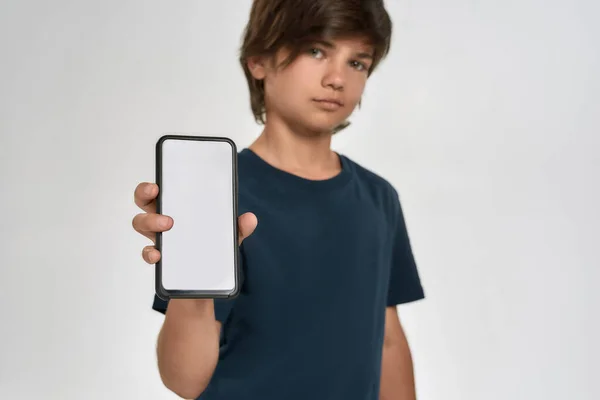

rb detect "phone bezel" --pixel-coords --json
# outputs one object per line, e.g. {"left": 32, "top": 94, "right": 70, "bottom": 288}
{"left": 154, "top": 134, "right": 240, "bottom": 300}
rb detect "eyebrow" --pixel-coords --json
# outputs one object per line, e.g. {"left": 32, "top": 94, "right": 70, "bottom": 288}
{"left": 355, "top": 52, "right": 374, "bottom": 60}
{"left": 314, "top": 39, "right": 374, "bottom": 60}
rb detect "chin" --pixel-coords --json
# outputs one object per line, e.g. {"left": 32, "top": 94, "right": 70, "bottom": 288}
{"left": 298, "top": 114, "right": 350, "bottom": 136}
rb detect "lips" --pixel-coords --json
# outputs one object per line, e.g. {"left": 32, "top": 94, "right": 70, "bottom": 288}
{"left": 312, "top": 98, "right": 344, "bottom": 112}
{"left": 313, "top": 98, "right": 344, "bottom": 106}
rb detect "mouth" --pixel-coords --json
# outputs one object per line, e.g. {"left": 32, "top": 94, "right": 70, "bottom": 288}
{"left": 313, "top": 98, "right": 344, "bottom": 109}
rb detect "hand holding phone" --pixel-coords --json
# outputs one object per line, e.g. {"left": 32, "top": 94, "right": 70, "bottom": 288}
{"left": 133, "top": 183, "right": 256, "bottom": 264}
{"left": 132, "top": 134, "right": 257, "bottom": 300}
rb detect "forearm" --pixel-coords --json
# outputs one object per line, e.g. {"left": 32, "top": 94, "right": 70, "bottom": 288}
{"left": 157, "top": 299, "right": 221, "bottom": 399}
{"left": 379, "top": 340, "right": 416, "bottom": 400}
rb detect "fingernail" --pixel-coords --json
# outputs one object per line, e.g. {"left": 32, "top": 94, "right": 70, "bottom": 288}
{"left": 161, "top": 217, "right": 170, "bottom": 228}
{"left": 145, "top": 185, "right": 154, "bottom": 196}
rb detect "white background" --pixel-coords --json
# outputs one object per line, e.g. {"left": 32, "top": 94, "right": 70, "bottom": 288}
{"left": 1, "top": 0, "right": 598, "bottom": 399}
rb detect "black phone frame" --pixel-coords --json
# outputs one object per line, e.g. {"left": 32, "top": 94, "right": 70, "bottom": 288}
{"left": 154, "top": 134, "right": 240, "bottom": 301}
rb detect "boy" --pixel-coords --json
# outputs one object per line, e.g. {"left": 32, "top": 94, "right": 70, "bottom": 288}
{"left": 132, "top": 0, "right": 425, "bottom": 399}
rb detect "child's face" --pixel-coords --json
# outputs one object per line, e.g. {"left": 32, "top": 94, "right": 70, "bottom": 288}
{"left": 251, "top": 36, "right": 374, "bottom": 135}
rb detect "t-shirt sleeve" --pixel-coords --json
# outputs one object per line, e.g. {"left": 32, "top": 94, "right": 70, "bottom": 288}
{"left": 387, "top": 191, "right": 425, "bottom": 306}
{"left": 151, "top": 248, "right": 245, "bottom": 324}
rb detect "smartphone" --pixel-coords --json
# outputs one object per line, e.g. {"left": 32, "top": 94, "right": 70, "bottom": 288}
{"left": 154, "top": 134, "right": 239, "bottom": 300}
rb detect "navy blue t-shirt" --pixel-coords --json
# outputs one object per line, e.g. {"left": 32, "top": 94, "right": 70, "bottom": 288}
{"left": 152, "top": 148, "right": 425, "bottom": 400}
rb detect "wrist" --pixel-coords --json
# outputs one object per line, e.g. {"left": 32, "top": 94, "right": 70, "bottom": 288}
{"left": 167, "top": 298, "right": 215, "bottom": 319}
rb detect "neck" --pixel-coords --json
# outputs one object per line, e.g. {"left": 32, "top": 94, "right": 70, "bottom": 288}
{"left": 248, "top": 113, "right": 342, "bottom": 180}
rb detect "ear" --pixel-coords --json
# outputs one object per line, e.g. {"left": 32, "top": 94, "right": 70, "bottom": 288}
{"left": 247, "top": 56, "right": 267, "bottom": 80}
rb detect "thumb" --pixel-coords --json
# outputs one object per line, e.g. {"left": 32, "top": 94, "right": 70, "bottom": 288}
{"left": 238, "top": 212, "right": 258, "bottom": 245}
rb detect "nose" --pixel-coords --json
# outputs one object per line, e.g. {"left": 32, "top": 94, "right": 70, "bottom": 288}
{"left": 321, "top": 61, "right": 345, "bottom": 91}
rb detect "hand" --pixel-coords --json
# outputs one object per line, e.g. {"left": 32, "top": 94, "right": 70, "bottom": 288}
{"left": 132, "top": 182, "right": 258, "bottom": 265}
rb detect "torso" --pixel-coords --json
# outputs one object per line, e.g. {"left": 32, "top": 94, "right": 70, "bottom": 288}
{"left": 200, "top": 149, "right": 397, "bottom": 400}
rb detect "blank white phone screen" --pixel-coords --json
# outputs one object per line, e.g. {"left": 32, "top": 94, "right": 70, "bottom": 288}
{"left": 160, "top": 138, "right": 236, "bottom": 292}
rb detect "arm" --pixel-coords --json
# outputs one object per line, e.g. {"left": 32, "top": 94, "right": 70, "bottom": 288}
{"left": 157, "top": 299, "right": 221, "bottom": 399}
{"left": 133, "top": 182, "right": 257, "bottom": 399}
{"left": 380, "top": 306, "right": 416, "bottom": 400}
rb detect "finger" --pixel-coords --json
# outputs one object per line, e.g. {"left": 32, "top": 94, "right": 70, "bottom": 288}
{"left": 134, "top": 182, "right": 158, "bottom": 213}
{"left": 132, "top": 213, "right": 173, "bottom": 233}
{"left": 132, "top": 213, "right": 173, "bottom": 243}
{"left": 238, "top": 212, "right": 258, "bottom": 245}
{"left": 142, "top": 245, "right": 161, "bottom": 264}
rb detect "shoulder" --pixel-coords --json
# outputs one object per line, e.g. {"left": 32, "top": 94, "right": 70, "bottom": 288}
{"left": 342, "top": 154, "right": 401, "bottom": 214}
{"left": 345, "top": 156, "right": 395, "bottom": 191}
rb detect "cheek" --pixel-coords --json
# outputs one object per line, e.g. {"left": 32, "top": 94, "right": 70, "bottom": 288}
{"left": 264, "top": 74, "right": 289, "bottom": 99}
{"left": 346, "top": 78, "right": 367, "bottom": 104}
{"left": 267, "top": 72, "right": 308, "bottom": 104}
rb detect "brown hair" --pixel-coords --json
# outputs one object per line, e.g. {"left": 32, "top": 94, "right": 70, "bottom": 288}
{"left": 239, "top": 0, "right": 393, "bottom": 132}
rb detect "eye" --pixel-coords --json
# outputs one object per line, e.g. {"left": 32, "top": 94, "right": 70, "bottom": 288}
{"left": 349, "top": 60, "right": 368, "bottom": 71}
{"left": 308, "top": 48, "right": 324, "bottom": 59}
